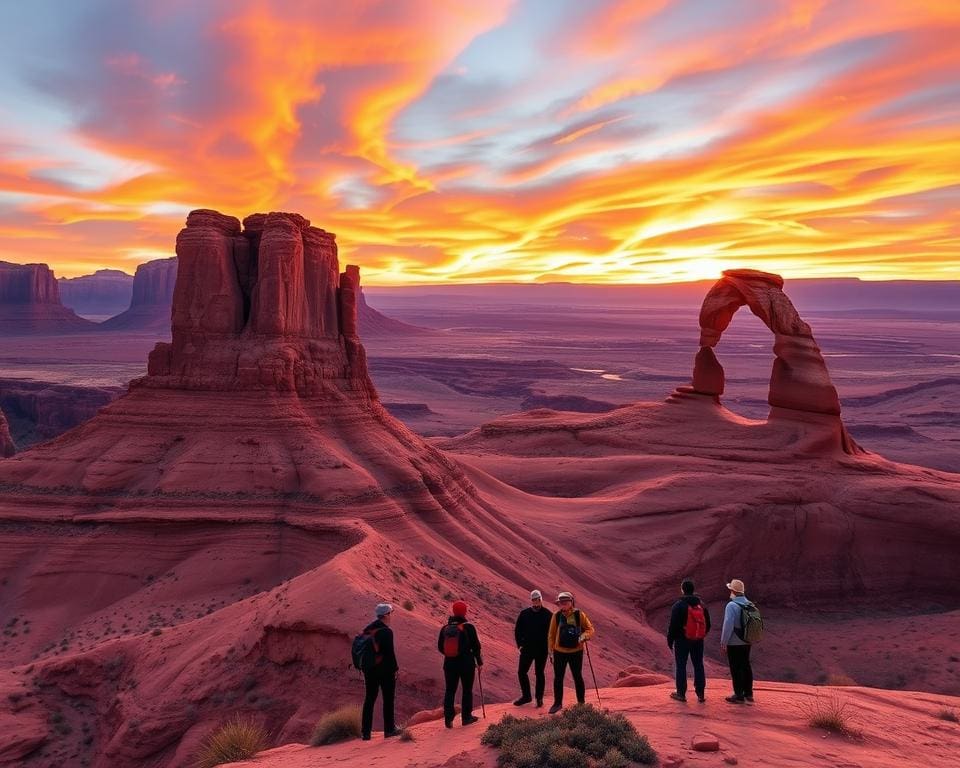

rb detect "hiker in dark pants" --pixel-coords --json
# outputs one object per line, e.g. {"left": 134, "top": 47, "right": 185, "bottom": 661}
{"left": 361, "top": 603, "right": 401, "bottom": 740}
{"left": 438, "top": 600, "right": 483, "bottom": 727}
{"left": 514, "top": 589, "right": 553, "bottom": 707}
{"left": 666, "top": 579, "right": 711, "bottom": 702}
{"left": 547, "top": 591, "right": 595, "bottom": 714}
{"left": 720, "top": 578, "right": 754, "bottom": 704}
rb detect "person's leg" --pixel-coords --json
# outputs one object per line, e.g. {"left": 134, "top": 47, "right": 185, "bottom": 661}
{"left": 443, "top": 664, "right": 459, "bottom": 724}
{"left": 674, "top": 639, "right": 690, "bottom": 697}
{"left": 569, "top": 651, "right": 586, "bottom": 703}
{"left": 461, "top": 664, "right": 476, "bottom": 721}
{"left": 381, "top": 673, "right": 396, "bottom": 733}
{"left": 691, "top": 641, "right": 706, "bottom": 700}
{"left": 361, "top": 672, "right": 379, "bottom": 738}
{"left": 553, "top": 654, "right": 568, "bottom": 707}
{"left": 743, "top": 644, "right": 753, "bottom": 698}
{"left": 728, "top": 645, "right": 747, "bottom": 699}
{"left": 517, "top": 649, "right": 534, "bottom": 701}
{"left": 534, "top": 652, "right": 548, "bottom": 703}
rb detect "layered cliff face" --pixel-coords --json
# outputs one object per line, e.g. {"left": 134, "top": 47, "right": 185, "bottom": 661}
{"left": 58, "top": 269, "right": 134, "bottom": 317}
{"left": 100, "top": 257, "right": 177, "bottom": 331}
{"left": 0, "top": 407, "right": 14, "bottom": 457}
{"left": 0, "top": 261, "right": 94, "bottom": 334}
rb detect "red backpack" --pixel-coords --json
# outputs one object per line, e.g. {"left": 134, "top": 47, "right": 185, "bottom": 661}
{"left": 442, "top": 623, "right": 468, "bottom": 658}
{"left": 684, "top": 604, "right": 707, "bottom": 640}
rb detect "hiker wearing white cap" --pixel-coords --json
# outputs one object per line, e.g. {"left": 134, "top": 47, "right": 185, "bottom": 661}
{"left": 513, "top": 589, "right": 553, "bottom": 707}
{"left": 720, "top": 579, "right": 755, "bottom": 704}
{"left": 547, "top": 591, "right": 595, "bottom": 713}
{"left": 358, "top": 603, "right": 400, "bottom": 740}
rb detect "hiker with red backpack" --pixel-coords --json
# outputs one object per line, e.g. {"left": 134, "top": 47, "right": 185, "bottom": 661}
{"left": 437, "top": 600, "right": 483, "bottom": 728}
{"left": 355, "top": 603, "right": 401, "bottom": 741}
{"left": 547, "top": 591, "right": 595, "bottom": 713}
{"left": 666, "top": 579, "right": 711, "bottom": 703}
{"left": 720, "top": 578, "right": 762, "bottom": 704}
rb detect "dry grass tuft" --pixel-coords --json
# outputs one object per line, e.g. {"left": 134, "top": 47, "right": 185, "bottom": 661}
{"left": 800, "top": 693, "right": 863, "bottom": 739}
{"left": 824, "top": 673, "right": 857, "bottom": 687}
{"left": 938, "top": 708, "right": 959, "bottom": 723}
{"left": 195, "top": 716, "right": 269, "bottom": 768}
{"left": 311, "top": 704, "right": 362, "bottom": 746}
{"left": 399, "top": 727, "right": 415, "bottom": 742}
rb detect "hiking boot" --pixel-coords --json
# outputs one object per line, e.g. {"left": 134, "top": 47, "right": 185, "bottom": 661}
{"left": 384, "top": 729, "right": 402, "bottom": 738}
{"left": 462, "top": 715, "right": 480, "bottom": 726}
{"left": 513, "top": 696, "right": 532, "bottom": 706}
{"left": 744, "top": 695, "right": 754, "bottom": 703}
{"left": 548, "top": 703, "right": 563, "bottom": 714}
{"left": 444, "top": 719, "right": 453, "bottom": 729}
{"left": 725, "top": 695, "right": 745, "bottom": 704}
{"left": 361, "top": 733, "right": 371, "bottom": 741}
{"left": 535, "top": 698, "right": 543, "bottom": 708}
{"left": 697, "top": 694, "right": 706, "bottom": 703}
{"left": 669, "top": 692, "right": 687, "bottom": 702}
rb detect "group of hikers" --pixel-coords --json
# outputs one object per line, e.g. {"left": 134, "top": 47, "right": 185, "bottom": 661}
{"left": 352, "top": 579, "right": 760, "bottom": 741}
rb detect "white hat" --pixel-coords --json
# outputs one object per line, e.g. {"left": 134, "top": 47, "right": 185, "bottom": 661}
{"left": 375, "top": 602, "right": 393, "bottom": 617}
{"left": 556, "top": 591, "right": 574, "bottom": 603}
{"left": 530, "top": 590, "right": 542, "bottom": 600}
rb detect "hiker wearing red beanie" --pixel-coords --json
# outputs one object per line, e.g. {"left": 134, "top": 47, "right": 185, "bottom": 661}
{"left": 438, "top": 600, "right": 483, "bottom": 727}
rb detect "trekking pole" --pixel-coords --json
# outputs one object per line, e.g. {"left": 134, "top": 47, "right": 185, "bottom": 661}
{"left": 584, "top": 641, "right": 601, "bottom": 705}
{"left": 477, "top": 665, "right": 487, "bottom": 718}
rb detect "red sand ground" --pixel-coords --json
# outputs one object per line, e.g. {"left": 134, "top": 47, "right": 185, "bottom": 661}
{"left": 222, "top": 682, "right": 960, "bottom": 768}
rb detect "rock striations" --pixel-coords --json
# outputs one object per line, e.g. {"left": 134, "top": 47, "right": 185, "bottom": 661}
{"left": 0, "top": 261, "right": 94, "bottom": 334}
{"left": 100, "top": 258, "right": 176, "bottom": 331}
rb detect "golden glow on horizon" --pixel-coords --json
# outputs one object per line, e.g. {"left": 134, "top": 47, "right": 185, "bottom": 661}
{"left": 0, "top": 1, "right": 957, "bottom": 283}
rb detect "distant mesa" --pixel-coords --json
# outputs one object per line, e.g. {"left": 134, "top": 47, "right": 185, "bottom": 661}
{"left": 0, "top": 261, "right": 95, "bottom": 334}
{"left": 59, "top": 268, "right": 134, "bottom": 317}
{"left": 669, "top": 268, "right": 861, "bottom": 454}
{"left": 358, "top": 287, "right": 426, "bottom": 338}
{"left": 100, "top": 256, "right": 177, "bottom": 331}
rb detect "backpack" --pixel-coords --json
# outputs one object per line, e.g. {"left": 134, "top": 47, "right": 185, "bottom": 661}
{"left": 442, "top": 622, "right": 469, "bottom": 658}
{"left": 735, "top": 602, "right": 763, "bottom": 644}
{"left": 557, "top": 610, "right": 581, "bottom": 649}
{"left": 351, "top": 626, "right": 381, "bottom": 671}
{"left": 684, "top": 604, "right": 707, "bottom": 641}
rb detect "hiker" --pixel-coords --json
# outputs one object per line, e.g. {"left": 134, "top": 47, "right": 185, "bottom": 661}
{"left": 437, "top": 600, "right": 483, "bottom": 727}
{"left": 666, "top": 578, "right": 711, "bottom": 702}
{"left": 547, "top": 591, "right": 595, "bottom": 713}
{"left": 359, "top": 603, "right": 401, "bottom": 740}
{"left": 720, "top": 578, "right": 754, "bottom": 704}
{"left": 514, "top": 589, "right": 553, "bottom": 707}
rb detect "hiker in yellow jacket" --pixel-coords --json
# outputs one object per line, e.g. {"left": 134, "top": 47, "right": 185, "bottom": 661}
{"left": 547, "top": 591, "right": 595, "bottom": 713}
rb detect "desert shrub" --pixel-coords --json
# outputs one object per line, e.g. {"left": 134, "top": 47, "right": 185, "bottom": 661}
{"left": 399, "top": 727, "right": 415, "bottom": 742}
{"left": 481, "top": 704, "right": 656, "bottom": 768}
{"left": 195, "top": 716, "right": 269, "bottom": 768}
{"left": 403, "top": 600, "right": 414, "bottom": 611}
{"left": 800, "top": 694, "right": 862, "bottom": 738}
{"left": 938, "top": 708, "right": 959, "bottom": 723}
{"left": 310, "top": 704, "right": 362, "bottom": 746}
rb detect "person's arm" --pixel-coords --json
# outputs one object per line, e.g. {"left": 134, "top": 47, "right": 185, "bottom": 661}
{"left": 667, "top": 602, "right": 684, "bottom": 647}
{"left": 720, "top": 602, "right": 736, "bottom": 648}
{"left": 379, "top": 627, "right": 398, "bottom": 672}
{"left": 547, "top": 613, "right": 558, "bottom": 656}
{"left": 437, "top": 626, "right": 445, "bottom": 655}
{"left": 469, "top": 623, "right": 483, "bottom": 667}
{"left": 578, "top": 611, "right": 595, "bottom": 643}
{"left": 515, "top": 611, "right": 523, "bottom": 649}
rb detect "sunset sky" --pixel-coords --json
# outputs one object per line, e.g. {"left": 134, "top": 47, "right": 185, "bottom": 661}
{"left": 0, "top": 0, "right": 958, "bottom": 283}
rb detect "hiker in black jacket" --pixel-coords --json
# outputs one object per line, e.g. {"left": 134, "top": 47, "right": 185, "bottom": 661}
{"left": 437, "top": 600, "right": 483, "bottom": 727}
{"left": 666, "top": 579, "right": 711, "bottom": 703}
{"left": 361, "top": 603, "right": 401, "bottom": 741}
{"left": 513, "top": 589, "right": 552, "bottom": 707}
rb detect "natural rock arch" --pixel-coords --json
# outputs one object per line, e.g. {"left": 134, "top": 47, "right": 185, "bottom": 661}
{"left": 687, "top": 268, "right": 841, "bottom": 416}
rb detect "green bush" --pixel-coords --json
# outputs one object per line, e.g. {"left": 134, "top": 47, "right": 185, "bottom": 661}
{"left": 195, "top": 716, "right": 269, "bottom": 768}
{"left": 481, "top": 704, "right": 656, "bottom": 768}
{"left": 310, "top": 704, "right": 362, "bottom": 746}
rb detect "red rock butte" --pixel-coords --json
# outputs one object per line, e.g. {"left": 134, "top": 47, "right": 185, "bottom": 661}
{"left": 99, "top": 257, "right": 176, "bottom": 331}
{"left": 0, "top": 261, "right": 94, "bottom": 334}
